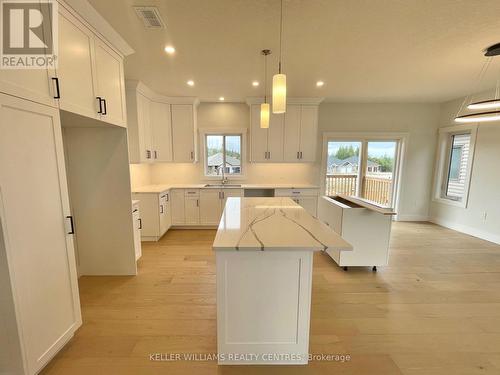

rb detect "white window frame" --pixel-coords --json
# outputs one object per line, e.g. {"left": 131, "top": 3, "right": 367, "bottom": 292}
{"left": 200, "top": 128, "right": 247, "bottom": 180}
{"left": 320, "top": 132, "right": 408, "bottom": 218}
{"left": 432, "top": 124, "right": 477, "bottom": 208}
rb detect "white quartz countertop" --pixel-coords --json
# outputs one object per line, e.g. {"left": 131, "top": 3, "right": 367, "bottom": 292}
{"left": 213, "top": 197, "right": 352, "bottom": 252}
{"left": 132, "top": 184, "right": 319, "bottom": 193}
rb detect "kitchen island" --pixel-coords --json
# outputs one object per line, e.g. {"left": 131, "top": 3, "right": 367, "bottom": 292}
{"left": 213, "top": 197, "right": 352, "bottom": 365}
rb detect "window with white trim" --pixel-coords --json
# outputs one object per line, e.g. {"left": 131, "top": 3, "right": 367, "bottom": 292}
{"left": 434, "top": 125, "right": 477, "bottom": 207}
{"left": 204, "top": 134, "right": 242, "bottom": 177}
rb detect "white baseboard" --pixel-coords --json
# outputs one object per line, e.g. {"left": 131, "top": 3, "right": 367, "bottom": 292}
{"left": 395, "top": 214, "right": 429, "bottom": 222}
{"left": 430, "top": 217, "right": 500, "bottom": 245}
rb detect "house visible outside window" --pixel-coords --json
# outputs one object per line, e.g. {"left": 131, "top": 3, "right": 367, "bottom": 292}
{"left": 205, "top": 134, "right": 242, "bottom": 177}
{"left": 434, "top": 125, "right": 477, "bottom": 207}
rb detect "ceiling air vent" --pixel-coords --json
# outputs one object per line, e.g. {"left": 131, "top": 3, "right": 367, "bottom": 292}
{"left": 134, "top": 6, "right": 165, "bottom": 29}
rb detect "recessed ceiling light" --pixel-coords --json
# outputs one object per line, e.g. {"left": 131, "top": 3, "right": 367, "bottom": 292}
{"left": 316, "top": 81, "right": 325, "bottom": 87}
{"left": 164, "top": 45, "right": 175, "bottom": 54}
{"left": 219, "top": 97, "right": 225, "bottom": 101}
{"left": 252, "top": 81, "right": 259, "bottom": 87}
{"left": 187, "top": 80, "right": 194, "bottom": 86}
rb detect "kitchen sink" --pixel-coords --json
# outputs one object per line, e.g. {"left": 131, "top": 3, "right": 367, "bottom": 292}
{"left": 204, "top": 184, "right": 242, "bottom": 188}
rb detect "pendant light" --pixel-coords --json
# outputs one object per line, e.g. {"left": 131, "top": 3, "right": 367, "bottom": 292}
{"left": 272, "top": 0, "right": 286, "bottom": 114}
{"left": 260, "top": 49, "right": 271, "bottom": 128}
{"left": 455, "top": 43, "right": 500, "bottom": 123}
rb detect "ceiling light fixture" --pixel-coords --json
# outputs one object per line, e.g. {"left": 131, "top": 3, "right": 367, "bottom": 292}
{"left": 272, "top": 0, "right": 286, "bottom": 114}
{"left": 260, "top": 49, "right": 271, "bottom": 129}
{"left": 252, "top": 81, "right": 260, "bottom": 87}
{"left": 316, "top": 81, "right": 324, "bottom": 87}
{"left": 164, "top": 45, "right": 175, "bottom": 54}
{"left": 219, "top": 97, "right": 225, "bottom": 101}
{"left": 187, "top": 80, "right": 194, "bottom": 86}
{"left": 455, "top": 43, "right": 500, "bottom": 123}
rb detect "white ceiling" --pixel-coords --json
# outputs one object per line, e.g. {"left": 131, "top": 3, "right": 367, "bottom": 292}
{"left": 88, "top": 0, "right": 500, "bottom": 103}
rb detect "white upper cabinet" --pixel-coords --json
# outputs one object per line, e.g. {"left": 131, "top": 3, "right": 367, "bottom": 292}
{"left": 250, "top": 104, "right": 269, "bottom": 162}
{"left": 0, "top": 3, "right": 129, "bottom": 128}
{"left": 283, "top": 104, "right": 319, "bottom": 162}
{"left": 150, "top": 101, "right": 173, "bottom": 162}
{"left": 0, "top": 65, "right": 56, "bottom": 108}
{"left": 57, "top": 8, "right": 98, "bottom": 119}
{"left": 93, "top": 39, "right": 126, "bottom": 126}
{"left": 171, "top": 104, "right": 197, "bottom": 163}
{"left": 126, "top": 81, "right": 198, "bottom": 164}
{"left": 283, "top": 105, "right": 302, "bottom": 161}
{"left": 298, "top": 105, "right": 319, "bottom": 162}
{"left": 249, "top": 104, "right": 284, "bottom": 162}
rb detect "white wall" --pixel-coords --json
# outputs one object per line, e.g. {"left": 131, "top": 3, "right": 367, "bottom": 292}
{"left": 430, "top": 93, "right": 500, "bottom": 244}
{"left": 317, "top": 103, "right": 441, "bottom": 220}
{"left": 148, "top": 103, "right": 318, "bottom": 185}
{"left": 129, "top": 164, "right": 151, "bottom": 188}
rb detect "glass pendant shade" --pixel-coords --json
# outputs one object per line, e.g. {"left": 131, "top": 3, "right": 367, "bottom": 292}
{"left": 467, "top": 99, "right": 500, "bottom": 110}
{"left": 260, "top": 103, "right": 270, "bottom": 128}
{"left": 272, "top": 73, "right": 286, "bottom": 113}
{"left": 455, "top": 111, "right": 500, "bottom": 123}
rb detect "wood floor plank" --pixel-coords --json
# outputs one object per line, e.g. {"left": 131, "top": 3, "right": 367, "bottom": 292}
{"left": 41, "top": 223, "right": 500, "bottom": 375}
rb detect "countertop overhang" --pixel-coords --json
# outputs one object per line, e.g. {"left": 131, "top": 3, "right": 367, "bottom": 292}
{"left": 213, "top": 197, "right": 352, "bottom": 252}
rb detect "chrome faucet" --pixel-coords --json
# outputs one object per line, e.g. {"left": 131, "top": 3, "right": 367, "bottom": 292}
{"left": 221, "top": 176, "right": 229, "bottom": 185}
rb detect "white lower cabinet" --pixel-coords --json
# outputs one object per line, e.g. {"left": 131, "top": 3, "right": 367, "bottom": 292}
{"left": 200, "top": 189, "right": 223, "bottom": 225}
{"left": 274, "top": 188, "right": 319, "bottom": 217}
{"left": 131, "top": 191, "right": 171, "bottom": 241}
{"left": 0, "top": 93, "right": 81, "bottom": 375}
{"left": 166, "top": 188, "right": 243, "bottom": 228}
{"left": 132, "top": 201, "right": 142, "bottom": 260}
{"left": 185, "top": 189, "right": 201, "bottom": 225}
{"left": 170, "top": 189, "right": 186, "bottom": 225}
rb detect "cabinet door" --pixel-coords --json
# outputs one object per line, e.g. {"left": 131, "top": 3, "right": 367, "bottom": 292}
{"left": 250, "top": 104, "right": 268, "bottom": 162}
{"left": 0, "top": 68, "right": 55, "bottom": 108}
{"left": 170, "top": 189, "right": 185, "bottom": 225}
{"left": 298, "top": 197, "right": 318, "bottom": 217}
{"left": 267, "top": 112, "right": 284, "bottom": 162}
{"left": 283, "top": 105, "right": 302, "bottom": 162}
{"left": 299, "top": 106, "right": 318, "bottom": 162}
{"left": 150, "top": 101, "right": 173, "bottom": 162}
{"left": 171, "top": 104, "right": 195, "bottom": 162}
{"left": 0, "top": 2, "right": 56, "bottom": 107}
{"left": 94, "top": 39, "right": 126, "bottom": 127}
{"left": 184, "top": 197, "right": 200, "bottom": 225}
{"left": 200, "top": 190, "right": 222, "bottom": 225}
{"left": 132, "top": 208, "right": 142, "bottom": 260}
{"left": 0, "top": 93, "right": 81, "bottom": 374}
{"left": 57, "top": 8, "right": 98, "bottom": 119}
{"left": 137, "top": 93, "right": 153, "bottom": 162}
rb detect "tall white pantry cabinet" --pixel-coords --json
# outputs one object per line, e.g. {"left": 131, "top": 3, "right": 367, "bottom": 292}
{"left": 0, "top": 1, "right": 133, "bottom": 374}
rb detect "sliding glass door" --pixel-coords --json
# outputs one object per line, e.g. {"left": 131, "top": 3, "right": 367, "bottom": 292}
{"left": 325, "top": 137, "right": 402, "bottom": 208}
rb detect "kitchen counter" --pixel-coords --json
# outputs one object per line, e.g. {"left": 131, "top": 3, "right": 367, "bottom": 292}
{"left": 213, "top": 197, "right": 351, "bottom": 252}
{"left": 213, "top": 197, "right": 351, "bottom": 365}
{"left": 131, "top": 183, "right": 319, "bottom": 194}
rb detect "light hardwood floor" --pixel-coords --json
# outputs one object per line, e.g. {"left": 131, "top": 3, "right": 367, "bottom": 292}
{"left": 41, "top": 222, "right": 500, "bottom": 374}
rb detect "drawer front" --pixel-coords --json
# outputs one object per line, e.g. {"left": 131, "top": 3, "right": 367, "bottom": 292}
{"left": 274, "top": 188, "right": 318, "bottom": 197}
{"left": 184, "top": 189, "right": 200, "bottom": 197}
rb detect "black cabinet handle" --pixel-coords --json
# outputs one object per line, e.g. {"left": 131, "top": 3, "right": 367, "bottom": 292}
{"left": 52, "top": 77, "right": 61, "bottom": 99}
{"left": 154, "top": 150, "right": 158, "bottom": 159}
{"left": 160, "top": 204, "right": 164, "bottom": 214}
{"left": 138, "top": 218, "right": 142, "bottom": 229}
{"left": 96, "top": 96, "right": 102, "bottom": 114}
{"left": 102, "top": 99, "right": 107, "bottom": 115}
{"left": 66, "top": 216, "right": 74, "bottom": 234}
